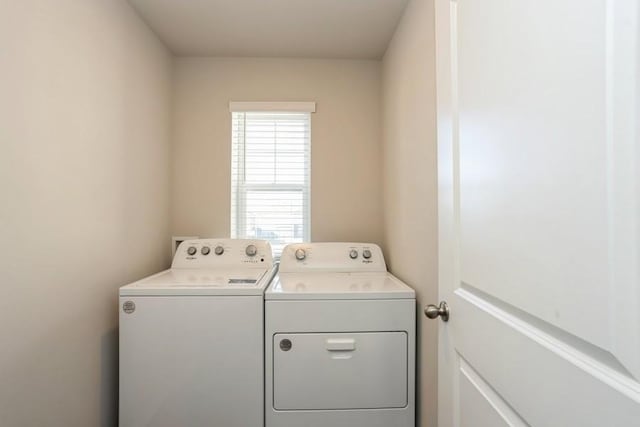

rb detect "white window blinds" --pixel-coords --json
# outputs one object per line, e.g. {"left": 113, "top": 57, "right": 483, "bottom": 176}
{"left": 231, "top": 109, "right": 311, "bottom": 256}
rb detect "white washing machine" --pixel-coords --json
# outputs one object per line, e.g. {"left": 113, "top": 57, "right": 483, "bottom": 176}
{"left": 119, "top": 238, "right": 275, "bottom": 427}
{"left": 265, "top": 242, "right": 416, "bottom": 427}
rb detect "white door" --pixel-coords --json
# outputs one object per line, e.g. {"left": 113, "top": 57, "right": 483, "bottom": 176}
{"left": 434, "top": 0, "right": 640, "bottom": 426}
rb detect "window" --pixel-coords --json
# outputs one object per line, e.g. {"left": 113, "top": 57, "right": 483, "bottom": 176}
{"left": 230, "top": 102, "right": 314, "bottom": 256}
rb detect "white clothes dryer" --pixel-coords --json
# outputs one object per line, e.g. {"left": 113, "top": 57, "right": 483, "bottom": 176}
{"left": 119, "top": 238, "right": 275, "bottom": 427}
{"left": 265, "top": 242, "right": 416, "bottom": 427}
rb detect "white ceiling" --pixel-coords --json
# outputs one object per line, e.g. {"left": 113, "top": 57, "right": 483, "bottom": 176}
{"left": 127, "top": 0, "right": 409, "bottom": 59}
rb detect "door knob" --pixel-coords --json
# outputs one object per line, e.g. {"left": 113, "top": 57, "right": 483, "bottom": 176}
{"left": 424, "top": 301, "right": 450, "bottom": 322}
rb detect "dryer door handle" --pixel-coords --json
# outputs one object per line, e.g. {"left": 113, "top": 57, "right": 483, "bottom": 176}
{"left": 326, "top": 338, "right": 356, "bottom": 351}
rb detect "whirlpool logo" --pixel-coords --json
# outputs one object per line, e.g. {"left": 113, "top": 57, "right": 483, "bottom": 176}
{"left": 122, "top": 301, "right": 136, "bottom": 314}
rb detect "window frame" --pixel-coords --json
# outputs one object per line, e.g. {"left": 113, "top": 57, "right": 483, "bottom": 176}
{"left": 229, "top": 102, "right": 315, "bottom": 253}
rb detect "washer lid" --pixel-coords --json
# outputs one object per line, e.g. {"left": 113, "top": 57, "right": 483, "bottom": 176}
{"left": 265, "top": 272, "right": 415, "bottom": 300}
{"left": 120, "top": 268, "right": 273, "bottom": 296}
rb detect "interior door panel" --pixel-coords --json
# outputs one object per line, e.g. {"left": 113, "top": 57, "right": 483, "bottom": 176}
{"left": 436, "top": 0, "right": 640, "bottom": 425}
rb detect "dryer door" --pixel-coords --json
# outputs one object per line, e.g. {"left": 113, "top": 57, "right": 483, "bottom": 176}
{"left": 272, "top": 332, "right": 408, "bottom": 410}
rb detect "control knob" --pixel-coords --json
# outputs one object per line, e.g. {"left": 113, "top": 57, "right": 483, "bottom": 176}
{"left": 295, "top": 249, "right": 306, "bottom": 261}
{"left": 245, "top": 244, "right": 257, "bottom": 257}
{"left": 362, "top": 249, "right": 372, "bottom": 259}
{"left": 187, "top": 246, "right": 197, "bottom": 256}
{"left": 214, "top": 245, "right": 224, "bottom": 255}
{"left": 349, "top": 249, "right": 359, "bottom": 259}
{"left": 201, "top": 247, "right": 211, "bottom": 255}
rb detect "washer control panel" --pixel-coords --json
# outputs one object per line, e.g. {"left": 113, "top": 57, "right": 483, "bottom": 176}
{"left": 279, "top": 242, "right": 386, "bottom": 273}
{"left": 172, "top": 238, "right": 274, "bottom": 269}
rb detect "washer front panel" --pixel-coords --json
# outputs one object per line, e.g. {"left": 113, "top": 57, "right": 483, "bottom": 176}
{"left": 119, "top": 295, "right": 264, "bottom": 427}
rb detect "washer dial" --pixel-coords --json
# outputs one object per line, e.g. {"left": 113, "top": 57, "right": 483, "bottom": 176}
{"left": 245, "top": 244, "right": 257, "bottom": 257}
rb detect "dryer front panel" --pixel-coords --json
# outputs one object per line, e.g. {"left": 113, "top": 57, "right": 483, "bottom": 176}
{"left": 272, "top": 331, "right": 408, "bottom": 410}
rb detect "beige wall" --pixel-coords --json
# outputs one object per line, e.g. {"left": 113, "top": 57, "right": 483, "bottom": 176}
{"left": 382, "top": 1, "right": 438, "bottom": 426}
{"left": 0, "top": 1, "right": 172, "bottom": 426}
{"left": 171, "top": 58, "right": 383, "bottom": 245}
{"left": 0, "top": 2, "right": 435, "bottom": 424}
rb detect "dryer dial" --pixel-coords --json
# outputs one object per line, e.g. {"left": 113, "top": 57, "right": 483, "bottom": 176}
{"left": 295, "top": 249, "right": 306, "bottom": 261}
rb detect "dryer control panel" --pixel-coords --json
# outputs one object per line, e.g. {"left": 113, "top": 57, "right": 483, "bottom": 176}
{"left": 279, "top": 242, "right": 387, "bottom": 273}
{"left": 172, "top": 238, "right": 273, "bottom": 269}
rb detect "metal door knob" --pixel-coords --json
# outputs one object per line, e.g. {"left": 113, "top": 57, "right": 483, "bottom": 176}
{"left": 424, "top": 301, "right": 450, "bottom": 322}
